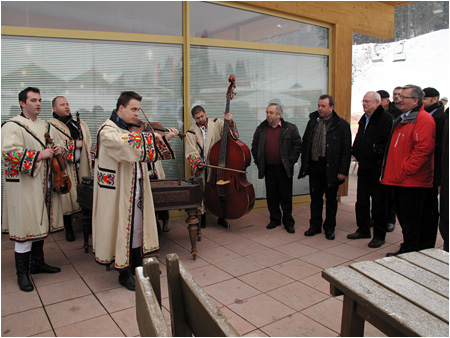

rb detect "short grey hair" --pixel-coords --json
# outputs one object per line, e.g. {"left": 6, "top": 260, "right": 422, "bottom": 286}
{"left": 268, "top": 103, "right": 283, "bottom": 115}
{"left": 403, "top": 84, "right": 423, "bottom": 105}
{"left": 367, "top": 91, "right": 381, "bottom": 102}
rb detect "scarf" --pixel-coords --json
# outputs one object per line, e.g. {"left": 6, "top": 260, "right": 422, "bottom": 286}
{"left": 53, "top": 112, "right": 80, "bottom": 140}
{"left": 311, "top": 113, "right": 333, "bottom": 161}
{"left": 110, "top": 109, "right": 129, "bottom": 131}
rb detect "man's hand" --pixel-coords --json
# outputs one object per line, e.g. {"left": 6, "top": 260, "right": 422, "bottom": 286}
{"left": 165, "top": 128, "right": 179, "bottom": 141}
{"left": 76, "top": 140, "right": 83, "bottom": 148}
{"left": 154, "top": 132, "right": 164, "bottom": 143}
{"left": 53, "top": 145, "right": 62, "bottom": 156}
{"left": 40, "top": 148, "right": 54, "bottom": 160}
{"left": 337, "top": 174, "right": 347, "bottom": 181}
{"left": 224, "top": 113, "right": 233, "bottom": 121}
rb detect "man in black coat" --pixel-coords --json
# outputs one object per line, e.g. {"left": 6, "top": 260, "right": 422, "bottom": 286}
{"left": 347, "top": 92, "right": 393, "bottom": 248}
{"left": 419, "top": 87, "right": 447, "bottom": 249}
{"left": 299, "top": 94, "right": 352, "bottom": 240}
{"left": 251, "top": 103, "right": 302, "bottom": 234}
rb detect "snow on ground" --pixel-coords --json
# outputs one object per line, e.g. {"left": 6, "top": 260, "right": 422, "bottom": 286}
{"left": 351, "top": 28, "right": 449, "bottom": 116}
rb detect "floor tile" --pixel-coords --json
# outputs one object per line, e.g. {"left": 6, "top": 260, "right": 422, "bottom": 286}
{"left": 267, "top": 281, "right": 329, "bottom": 311}
{"left": 96, "top": 286, "right": 136, "bottom": 313}
{"left": 273, "top": 241, "right": 318, "bottom": 258}
{"left": 260, "top": 311, "right": 337, "bottom": 337}
{"left": 215, "top": 257, "right": 265, "bottom": 277}
{"left": 225, "top": 238, "right": 267, "bottom": 256}
{"left": 37, "top": 278, "right": 91, "bottom": 305}
{"left": 271, "top": 258, "right": 322, "bottom": 280}
{"left": 1, "top": 308, "right": 52, "bottom": 337}
{"left": 31, "top": 330, "right": 56, "bottom": 337}
{"left": 238, "top": 268, "right": 294, "bottom": 292}
{"left": 301, "top": 297, "right": 343, "bottom": 332}
{"left": 2, "top": 273, "right": 22, "bottom": 295}
{"left": 203, "top": 278, "right": 261, "bottom": 306}
{"left": 245, "top": 248, "right": 293, "bottom": 267}
{"left": 1, "top": 289, "right": 42, "bottom": 316}
{"left": 324, "top": 242, "right": 371, "bottom": 260}
{"left": 54, "top": 314, "right": 124, "bottom": 337}
{"left": 31, "top": 264, "right": 81, "bottom": 288}
{"left": 300, "top": 272, "right": 332, "bottom": 295}
{"left": 189, "top": 264, "right": 233, "bottom": 287}
{"left": 197, "top": 246, "right": 240, "bottom": 264}
{"left": 300, "top": 250, "right": 350, "bottom": 269}
{"left": 228, "top": 293, "right": 295, "bottom": 328}
{"left": 220, "top": 306, "right": 257, "bottom": 336}
{"left": 110, "top": 307, "right": 140, "bottom": 337}
{"left": 45, "top": 294, "right": 107, "bottom": 328}
{"left": 81, "top": 269, "right": 120, "bottom": 293}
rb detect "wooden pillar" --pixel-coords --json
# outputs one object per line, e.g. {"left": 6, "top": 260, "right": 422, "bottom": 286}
{"left": 333, "top": 24, "right": 354, "bottom": 197}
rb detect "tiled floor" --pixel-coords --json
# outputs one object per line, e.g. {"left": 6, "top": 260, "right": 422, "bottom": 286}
{"left": 1, "top": 171, "right": 445, "bottom": 337}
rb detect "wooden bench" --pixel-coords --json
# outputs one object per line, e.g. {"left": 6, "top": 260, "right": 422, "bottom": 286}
{"left": 166, "top": 253, "right": 240, "bottom": 337}
{"left": 322, "top": 248, "right": 449, "bottom": 336}
{"left": 135, "top": 257, "right": 170, "bottom": 337}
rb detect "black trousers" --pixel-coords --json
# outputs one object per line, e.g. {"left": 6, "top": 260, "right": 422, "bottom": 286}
{"left": 355, "top": 168, "right": 387, "bottom": 240}
{"left": 418, "top": 187, "right": 439, "bottom": 250}
{"left": 393, "top": 186, "right": 430, "bottom": 252}
{"left": 386, "top": 185, "right": 396, "bottom": 224}
{"left": 309, "top": 159, "right": 339, "bottom": 233}
{"left": 265, "top": 165, "right": 294, "bottom": 227}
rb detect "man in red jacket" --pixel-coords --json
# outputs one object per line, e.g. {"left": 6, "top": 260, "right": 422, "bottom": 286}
{"left": 381, "top": 84, "right": 436, "bottom": 256}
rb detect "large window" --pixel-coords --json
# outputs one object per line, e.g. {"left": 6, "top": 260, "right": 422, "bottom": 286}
{"left": 1, "top": 36, "right": 185, "bottom": 178}
{"left": 190, "top": 46, "right": 329, "bottom": 198}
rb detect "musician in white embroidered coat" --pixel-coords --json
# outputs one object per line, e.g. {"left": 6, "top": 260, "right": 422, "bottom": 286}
{"left": 92, "top": 91, "right": 175, "bottom": 291}
{"left": 49, "top": 96, "right": 92, "bottom": 241}
{"left": 2, "top": 87, "right": 64, "bottom": 292}
{"left": 185, "top": 105, "right": 238, "bottom": 228}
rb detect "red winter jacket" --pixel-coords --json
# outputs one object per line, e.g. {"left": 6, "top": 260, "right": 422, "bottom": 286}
{"left": 381, "top": 105, "right": 435, "bottom": 188}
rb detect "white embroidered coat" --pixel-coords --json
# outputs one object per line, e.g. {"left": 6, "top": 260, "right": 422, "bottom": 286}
{"left": 1, "top": 115, "right": 64, "bottom": 241}
{"left": 49, "top": 117, "right": 92, "bottom": 215}
{"left": 92, "top": 119, "right": 174, "bottom": 269}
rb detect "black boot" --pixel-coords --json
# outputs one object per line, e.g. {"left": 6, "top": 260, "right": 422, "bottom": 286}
{"left": 118, "top": 266, "right": 135, "bottom": 291}
{"left": 64, "top": 215, "right": 75, "bottom": 242}
{"left": 218, "top": 217, "right": 230, "bottom": 229}
{"left": 130, "top": 247, "right": 143, "bottom": 276}
{"left": 30, "top": 240, "right": 61, "bottom": 274}
{"left": 15, "top": 252, "right": 34, "bottom": 292}
{"left": 201, "top": 213, "right": 206, "bottom": 228}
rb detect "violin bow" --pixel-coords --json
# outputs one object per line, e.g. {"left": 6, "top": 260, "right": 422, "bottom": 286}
{"left": 40, "top": 140, "right": 52, "bottom": 225}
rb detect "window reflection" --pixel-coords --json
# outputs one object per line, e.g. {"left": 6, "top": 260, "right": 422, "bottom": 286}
{"left": 190, "top": 46, "right": 329, "bottom": 197}
{"left": 190, "top": 2, "right": 329, "bottom": 49}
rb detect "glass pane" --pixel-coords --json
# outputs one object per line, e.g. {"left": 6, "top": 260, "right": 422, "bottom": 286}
{"left": 190, "top": 2, "right": 328, "bottom": 49}
{"left": 190, "top": 46, "right": 329, "bottom": 198}
{"left": 1, "top": 36, "right": 185, "bottom": 179}
{"left": 1, "top": 1, "right": 182, "bottom": 36}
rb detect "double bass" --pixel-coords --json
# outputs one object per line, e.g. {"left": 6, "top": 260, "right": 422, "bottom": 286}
{"left": 204, "top": 75, "right": 255, "bottom": 219}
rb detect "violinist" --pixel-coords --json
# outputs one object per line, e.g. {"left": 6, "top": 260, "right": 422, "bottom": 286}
{"left": 92, "top": 91, "right": 176, "bottom": 291}
{"left": 2, "top": 87, "right": 63, "bottom": 293}
{"left": 49, "top": 96, "right": 93, "bottom": 242}
{"left": 185, "top": 105, "right": 238, "bottom": 228}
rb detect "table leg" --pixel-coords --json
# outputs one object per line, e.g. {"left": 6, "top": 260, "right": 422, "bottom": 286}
{"left": 186, "top": 208, "right": 199, "bottom": 259}
{"left": 341, "top": 294, "right": 365, "bottom": 336}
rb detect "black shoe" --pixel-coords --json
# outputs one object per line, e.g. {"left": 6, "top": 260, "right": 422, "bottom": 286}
{"left": 304, "top": 228, "right": 321, "bottom": 236}
{"left": 386, "top": 246, "right": 406, "bottom": 257}
{"left": 119, "top": 269, "right": 135, "bottom": 291}
{"left": 15, "top": 252, "right": 34, "bottom": 292}
{"left": 200, "top": 214, "right": 206, "bottom": 229}
{"left": 30, "top": 240, "right": 61, "bottom": 274}
{"left": 64, "top": 215, "right": 75, "bottom": 242}
{"left": 347, "top": 231, "right": 371, "bottom": 239}
{"left": 218, "top": 217, "right": 230, "bottom": 229}
{"left": 325, "top": 231, "right": 335, "bottom": 240}
{"left": 386, "top": 223, "right": 395, "bottom": 232}
{"left": 285, "top": 226, "right": 295, "bottom": 234}
{"left": 266, "top": 222, "right": 281, "bottom": 229}
{"left": 368, "top": 238, "right": 385, "bottom": 248}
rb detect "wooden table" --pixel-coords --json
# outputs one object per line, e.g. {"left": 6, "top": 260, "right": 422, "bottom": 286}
{"left": 322, "top": 249, "right": 449, "bottom": 337}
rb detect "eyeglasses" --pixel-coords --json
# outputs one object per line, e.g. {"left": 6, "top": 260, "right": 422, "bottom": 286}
{"left": 361, "top": 100, "right": 373, "bottom": 104}
{"left": 399, "top": 96, "right": 416, "bottom": 100}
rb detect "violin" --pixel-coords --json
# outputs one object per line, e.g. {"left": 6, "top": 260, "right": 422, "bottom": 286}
{"left": 204, "top": 75, "right": 255, "bottom": 219}
{"left": 44, "top": 133, "right": 72, "bottom": 194}
{"left": 128, "top": 117, "right": 185, "bottom": 140}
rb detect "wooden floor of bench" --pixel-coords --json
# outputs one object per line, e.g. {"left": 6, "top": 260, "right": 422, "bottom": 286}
{"left": 322, "top": 248, "right": 449, "bottom": 337}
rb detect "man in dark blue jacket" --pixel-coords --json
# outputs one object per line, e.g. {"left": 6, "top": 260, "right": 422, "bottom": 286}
{"left": 251, "top": 103, "right": 301, "bottom": 234}
{"left": 347, "top": 92, "right": 393, "bottom": 248}
{"left": 299, "top": 95, "right": 351, "bottom": 240}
